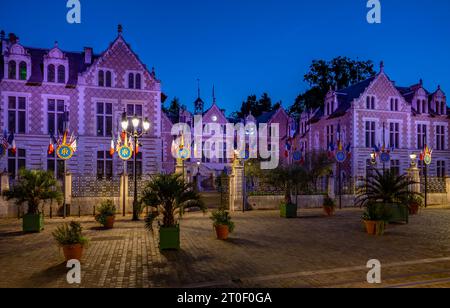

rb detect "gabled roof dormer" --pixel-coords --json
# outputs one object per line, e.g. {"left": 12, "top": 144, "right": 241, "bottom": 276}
{"left": 430, "top": 85, "right": 446, "bottom": 116}
{"left": 43, "top": 41, "right": 69, "bottom": 84}
{"left": 3, "top": 35, "right": 31, "bottom": 81}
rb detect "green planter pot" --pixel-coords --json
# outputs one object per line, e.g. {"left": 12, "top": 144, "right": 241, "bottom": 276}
{"left": 159, "top": 225, "right": 180, "bottom": 250}
{"left": 280, "top": 203, "right": 297, "bottom": 218}
{"left": 385, "top": 203, "right": 409, "bottom": 224}
{"left": 23, "top": 213, "right": 44, "bottom": 233}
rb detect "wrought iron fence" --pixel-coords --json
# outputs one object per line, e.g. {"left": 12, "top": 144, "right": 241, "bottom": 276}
{"left": 421, "top": 177, "right": 447, "bottom": 194}
{"left": 72, "top": 175, "right": 120, "bottom": 198}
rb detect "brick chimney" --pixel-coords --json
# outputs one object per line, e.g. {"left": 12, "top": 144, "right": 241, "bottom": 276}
{"left": 84, "top": 47, "right": 93, "bottom": 65}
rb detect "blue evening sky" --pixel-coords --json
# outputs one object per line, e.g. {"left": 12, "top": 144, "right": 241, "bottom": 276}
{"left": 1, "top": 0, "right": 449, "bottom": 115}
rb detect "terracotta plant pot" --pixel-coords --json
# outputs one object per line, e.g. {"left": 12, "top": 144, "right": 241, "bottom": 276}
{"left": 409, "top": 203, "right": 419, "bottom": 215}
{"left": 364, "top": 220, "right": 377, "bottom": 235}
{"left": 62, "top": 244, "right": 84, "bottom": 261}
{"left": 104, "top": 216, "right": 115, "bottom": 229}
{"left": 215, "top": 225, "right": 229, "bottom": 240}
{"left": 324, "top": 206, "right": 334, "bottom": 216}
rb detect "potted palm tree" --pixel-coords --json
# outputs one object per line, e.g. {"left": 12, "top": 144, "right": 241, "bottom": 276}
{"left": 95, "top": 200, "right": 116, "bottom": 229}
{"left": 265, "top": 166, "right": 305, "bottom": 218}
{"left": 356, "top": 169, "right": 420, "bottom": 224}
{"left": 52, "top": 221, "right": 89, "bottom": 261}
{"left": 210, "top": 208, "right": 235, "bottom": 240}
{"left": 4, "top": 169, "right": 62, "bottom": 233}
{"left": 141, "top": 174, "right": 206, "bottom": 250}
{"left": 323, "top": 195, "right": 336, "bottom": 216}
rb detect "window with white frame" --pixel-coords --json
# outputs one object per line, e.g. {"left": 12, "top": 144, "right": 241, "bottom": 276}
{"left": 57, "top": 65, "right": 65, "bottom": 83}
{"left": 97, "top": 151, "right": 113, "bottom": 180}
{"left": 19, "top": 61, "right": 27, "bottom": 80}
{"left": 437, "top": 161, "right": 446, "bottom": 178}
{"left": 47, "top": 64, "right": 56, "bottom": 82}
{"left": 127, "top": 152, "right": 143, "bottom": 177}
{"left": 8, "top": 149, "right": 26, "bottom": 179}
{"left": 390, "top": 98, "right": 399, "bottom": 111}
{"left": 96, "top": 102, "right": 113, "bottom": 137}
{"left": 8, "top": 96, "right": 26, "bottom": 134}
{"left": 8, "top": 60, "right": 16, "bottom": 79}
{"left": 126, "top": 103, "right": 143, "bottom": 131}
{"left": 436, "top": 125, "right": 445, "bottom": 151}
{"left": 326, "top": 125, "right": 334, "bottom": 146}
{"left": 389, "top": 122, "right": 400, "bottom": 149}
{"left": 366, "top": 96, "right": 375, "bottom": 110}
{"left": 390, "top": 160, "right": 400, "bottom": 176}
{"left": 47, "top": 152, "right": 65, "bottom": 181}
{"left": 98, "top": 70, "right": 113, "bottom": 87}
{"left": 128, "top": 72, "right": 142, "bottom": 89}
{"left": 417, "top": 124, "right": 427, "bottom": 149}
{"left": 48, "top": 99, "right": 66, "bottom": 135}
{"left": 365, "top": 121, "right": 376, "bottom": 148}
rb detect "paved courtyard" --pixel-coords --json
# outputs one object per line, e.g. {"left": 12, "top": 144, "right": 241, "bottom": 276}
{"left": 1, "top": 207, "right": 450, "bottom": 288}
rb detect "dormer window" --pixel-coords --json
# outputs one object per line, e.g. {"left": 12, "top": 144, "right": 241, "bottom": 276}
{"left": 47, "top": 64, "right": 55, "bottom": 82}
{"left": 19, "top": 61, "right": 27, "bottom": 80}
{"left": 422, "top": 100, "right": 427, "bottom": 114}
{"left": 8, "top": 60, "right": 16, "bottom": 79}
{"left": 441, "top": 102, "right": 446, "bottom": 115}
{"left": 366, "top": 96, "right": 375, "bottom": 109}
{"left": 44, "top": 44, "right": 68, "bottom": 84}
{"left": 57, "top": 65, "right": 65, "bottom": 84}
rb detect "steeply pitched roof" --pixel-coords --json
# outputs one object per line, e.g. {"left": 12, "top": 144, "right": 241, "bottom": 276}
{"left": 256, "top": 109, "right": 278, "bottom": 124}
{"left": 328, "top": 76, "right": 376, "bottom": 119}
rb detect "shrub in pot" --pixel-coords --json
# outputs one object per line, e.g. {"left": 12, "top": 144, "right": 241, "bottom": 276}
{"left": 323, "top": 195, "right": 336, "bottom": 216}
{"left": 362, "top": 203, "right": 390, "bottom": 235}
{"left": 95, "top": 200, "right": 116, "bottom": 229}
{"left": 407, "top": 195, "right": 423, "bottom": 215}
{"left": 52, "top": 221, "right": 89, "bottom": 261}
{"left": 210, "top": 209, "right": 235, "bottom": 240}
{"left": 142, "top": 174, "right": 206, "bottom": 251}
{"left": 4, "top": 169, "right": 62, "bottom": 233}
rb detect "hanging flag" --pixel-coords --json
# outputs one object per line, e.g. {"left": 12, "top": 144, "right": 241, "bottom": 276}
{"left": 110, "top": 138, "right": 115, "bottom": 157}
{"left": 48, "top": 140, "right": 54, "bottom": 155}
{"left": 10, "top": 139, "right": 17, "bottom": 155}
{"left": 346, "top": 143, "right": 352, "bottom": 159}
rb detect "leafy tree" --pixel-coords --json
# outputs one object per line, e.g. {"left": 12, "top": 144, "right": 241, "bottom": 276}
{"left": 264, "top": 165, "right": 307, "bottom": 205}
{"left": 163, "top": 97, "right": 181, "bottom": 116}
{"left": 232, "top": 93, "right": 280, "bottom": 120}
{"left": 304, "top": 151, "right": 334, "bottom": 192}
{"left": 4, "top": 169, "right": 63, "bottom": 215}
{"left": 289, "top": 57, "right": 375, "bottom": 115}
{"left": 141, "top": 173, "right": 206, "bottom": 229}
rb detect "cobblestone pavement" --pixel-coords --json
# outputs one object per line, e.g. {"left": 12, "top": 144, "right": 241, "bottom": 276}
{"left": 1, "top": 207, "right": 450, "bottom": 288}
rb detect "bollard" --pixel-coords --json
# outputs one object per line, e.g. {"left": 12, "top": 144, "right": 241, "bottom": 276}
{"left": 50, "top": 206, "right": 53, "bottom": 219}
{"left": 93, "top": 205, "right": 96, "bottom": 217}
{"left": 78, "top": 204, "right": 81, "bottom": 217}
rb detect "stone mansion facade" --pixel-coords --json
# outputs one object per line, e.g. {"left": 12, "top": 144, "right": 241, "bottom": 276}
{"left": 0, "top": 27, "right": 448, "bottom": 186}
{"left": 0, "top": 28, "right": 163, "bottom": 180}
{"left": 297, "top": 62, "right": 449, "bottom": 180}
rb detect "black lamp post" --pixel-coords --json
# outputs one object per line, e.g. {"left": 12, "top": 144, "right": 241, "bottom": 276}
{"left": 121, "top": 111, "right": 150, "bottom": 221}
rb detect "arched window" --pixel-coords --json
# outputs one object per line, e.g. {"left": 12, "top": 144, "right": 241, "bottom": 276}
{"left": 57, "top": 65, "right": 65, "bottom": 84}
{"left": 8, "top": 60, "right": 16, "bottom": 79}
{"left": 128, "top": 73, "right": 134, "bottom": 89}
{"left": 98, "top": 70, "right": 104, "bottom": 87}
{"left": 105, "top": 71, "right": 112, "bottom": 87}
{"left": 19, "top": 62, "right": 27, "bottom": 80}
{"left": 135, "top": 73, "right": 141, "bottom": 89}
{"left": 47, "top": 64, "right": 55, "bottom": 82}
